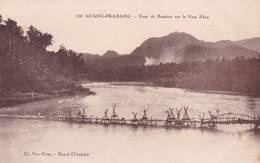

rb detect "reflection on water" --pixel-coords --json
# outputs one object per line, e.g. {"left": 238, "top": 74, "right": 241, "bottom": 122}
{"left": 246, "top": 97, "right": 258, "bottom": 110}
{"left": 0, "top": 82, "right": 260, "bottom": 163}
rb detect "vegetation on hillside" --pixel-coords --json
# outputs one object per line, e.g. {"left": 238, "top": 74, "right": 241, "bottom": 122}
{"left": 83, "top": 56, "right": 260, "bottom": 96}
{"left": 0, "top": 15, "right": 93, "bottom": 106}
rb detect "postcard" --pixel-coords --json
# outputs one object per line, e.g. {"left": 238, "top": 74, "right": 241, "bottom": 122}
{"left": 0, "top": 0, "right": 260, "bottom": 163}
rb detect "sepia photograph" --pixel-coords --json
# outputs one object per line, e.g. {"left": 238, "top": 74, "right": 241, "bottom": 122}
{"left": 0, "top": 0, "right": 260, "bottom": 162}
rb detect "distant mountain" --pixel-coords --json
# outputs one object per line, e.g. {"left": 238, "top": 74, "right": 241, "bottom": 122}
{"left": 81, "top": 53, "right": 100, "bottom": 59}
{"left": 82, "top": 52, "right": 145, "bottom": 70}
{"left": 130, "top": 32, "right": 202, "bottom": 58}
{"left": 102, "top": 50, "right": 120, "bottom": 58}
{"left": 81, "top": 32, "right": 260, "bottom": 68}
{"left": 81, "top": 50, "right": 119, "bottom": 60}
{"left": 234, "top": 37, "right": 260, "bottom": 53}
{"left": 130, "top": 32, "right": 260, "bottom": 64}
{"left": 174, "top": 45, "right": 259, "bottom": 62}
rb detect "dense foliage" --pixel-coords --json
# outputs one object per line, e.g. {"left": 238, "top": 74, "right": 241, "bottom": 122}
{"left": 84, "top": 57, "right": 260, "bottom": 96}
{"left": 0, "top": 15, "right": 85, "bottom": 95}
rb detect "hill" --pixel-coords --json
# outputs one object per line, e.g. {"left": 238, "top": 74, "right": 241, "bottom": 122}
{"left": 130, "top": 32, "right": 260, "bottom": 64}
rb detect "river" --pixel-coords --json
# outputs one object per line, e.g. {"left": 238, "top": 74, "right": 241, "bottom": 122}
{"left": 0, "top": 82, "right": 260, "bottom": 163}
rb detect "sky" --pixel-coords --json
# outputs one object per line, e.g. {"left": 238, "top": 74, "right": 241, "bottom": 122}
{"left": 1, "top": 0, "right": 260, "bottom": 54}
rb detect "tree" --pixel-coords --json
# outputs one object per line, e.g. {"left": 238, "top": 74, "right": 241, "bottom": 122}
{"left": 41, "top": 33, "right": 53, "bottom": 49}
{"left": 5, "top": 18, "right": 24, "bottom": 38}
{"left": 27, "top": 26, "right": 53, "bottom": 49}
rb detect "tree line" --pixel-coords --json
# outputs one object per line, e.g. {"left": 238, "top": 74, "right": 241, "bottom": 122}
{"left": 82, "top": 56, "right": 260, "bottom": 96}
{"left": 0, "top": 15, "right": 85, "bottom": 96}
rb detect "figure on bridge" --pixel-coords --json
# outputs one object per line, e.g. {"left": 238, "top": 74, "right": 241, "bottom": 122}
{"left": 103, "top": 109, "right": 109, "bottom": 119}
{"left": 81, "top": 108, "right": 87, "bottom": 118}
{"left": 101, "top": 108, "right": 110, "bottom": 123}
{"left": 165, "top": 108, "right": 175, "bottom": 126}
{"left": 208, "top": 111, "right": 216, "bottom": 119}
{"left": 140, "top": 106, "right": 150, "bottom": 125}
{"left": 176, "top": 108, "right": 182, "bottom": 121}
{"left": 131, "top": 112, "right": 138, "bottom": 124}
{"left": 207, "top": 111, "right": 217, "bottom": 127}
{"left": 182, "top": 106, "right": 190, "bottom": 120}
{"left": 141, "top": 106, "right": 149, "bottom": 121}
{"left": 169, "top": 108, "right": 175, "bottom": 120}
{"left": 166, "top": 110, "right": 171, "bottom": 120}
{"left": 199, "top": 113, "right": 205, "bottom": 127}
{"left": 215, "top": 108, "right": 220, "bottom": 117}
{"left": 111, "top": 104, "right": 119, "bottom": 120}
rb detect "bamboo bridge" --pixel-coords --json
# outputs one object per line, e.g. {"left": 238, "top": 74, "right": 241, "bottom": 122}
{"left": 0, "top": 105, "right": 259, "bottom": 131}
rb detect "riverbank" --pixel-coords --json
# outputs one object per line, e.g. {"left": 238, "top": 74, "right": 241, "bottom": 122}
{"left": 87, "top": 80, "right": 259, "bottom": 98}
{"left": 0, "top": 84, "right": 95, "bottom": 108}
{"left": 153, "top": 80, "right": 260, "bottom": 98}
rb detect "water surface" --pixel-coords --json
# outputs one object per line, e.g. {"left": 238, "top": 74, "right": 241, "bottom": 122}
{"left": 0, "top": 82, "right": 260, "bottom": 163}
